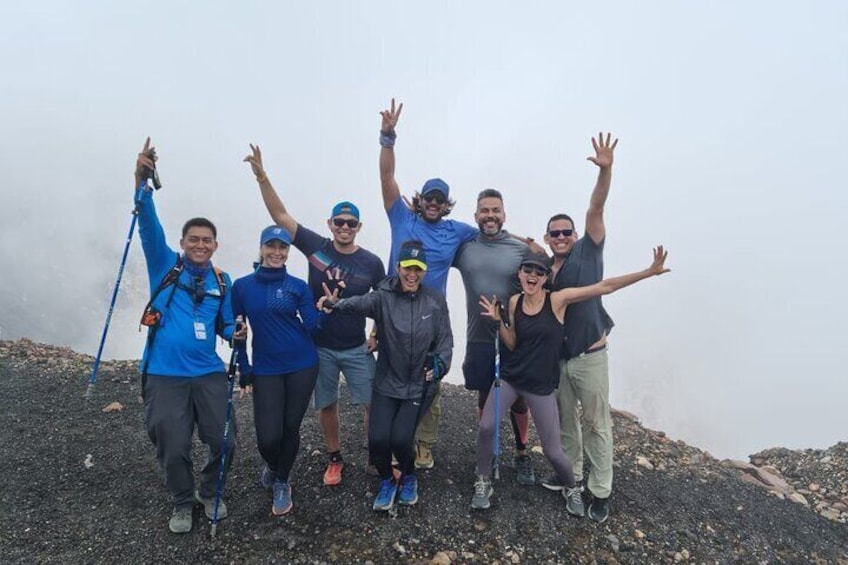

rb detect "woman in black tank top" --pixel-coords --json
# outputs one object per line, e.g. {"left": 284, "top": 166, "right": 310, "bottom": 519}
{"left": 470, "top": 247, "right": 670, "bottom": 515}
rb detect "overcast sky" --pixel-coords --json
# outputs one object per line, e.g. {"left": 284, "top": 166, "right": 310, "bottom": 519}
{"left": 1, "top": 1, "right": 846, "bottom": 459}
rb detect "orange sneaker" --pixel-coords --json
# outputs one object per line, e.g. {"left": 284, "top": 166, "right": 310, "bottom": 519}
{"left": 323, "top": 460, "right": 343, "bottom": 486}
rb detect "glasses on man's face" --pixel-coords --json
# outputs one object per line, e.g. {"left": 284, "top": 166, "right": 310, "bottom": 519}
{"left": 422, "top": 193, "right": 446, "bottom": 205}
{"left": 332, "top": 218, "right": 360, "bottom": 229}
{"left": 548, "top": 229, "right": 574, "bottom": 239}
{"left": 521, "top": 265, "right": 550, "bottom": 277}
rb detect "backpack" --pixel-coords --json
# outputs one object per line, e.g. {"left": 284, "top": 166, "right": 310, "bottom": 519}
{"left": 140, "top": 253, "right": 227, "bottom": 328}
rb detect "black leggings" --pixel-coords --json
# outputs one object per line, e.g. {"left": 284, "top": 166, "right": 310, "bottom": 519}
{"left": 369, "top": 387, "right": 436, "bottom": 479}
{"left": 252, "top": 365, "right": 319, "bottom": 483}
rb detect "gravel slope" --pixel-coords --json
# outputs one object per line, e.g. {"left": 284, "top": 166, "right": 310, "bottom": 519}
{"left": 1, "top": 339, "right": 846, "bottom": 564}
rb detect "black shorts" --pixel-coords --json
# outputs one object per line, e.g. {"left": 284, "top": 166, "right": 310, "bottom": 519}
{"left": 462, "top": 341, "right": 513, "bottom": 391}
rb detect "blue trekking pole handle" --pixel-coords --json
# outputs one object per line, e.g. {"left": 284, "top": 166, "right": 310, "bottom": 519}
{"left": 211, "top": 346, "right": 238, "bottom": 539}
{"left": 85, "top": 181, "right": 146, "bottom": 398}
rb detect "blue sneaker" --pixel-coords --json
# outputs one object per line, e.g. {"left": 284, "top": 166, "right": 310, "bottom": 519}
{"left": 260, "top": 466, "right": 276, "bottom": 490}
{"left": 373, "top": 478, "right": 398, "bottom": 511}
{"left": 397, "top": 475, "right": 419, "bottom": 506}
{"left": 272, "top": 480, "right": 292, "bottom": 516}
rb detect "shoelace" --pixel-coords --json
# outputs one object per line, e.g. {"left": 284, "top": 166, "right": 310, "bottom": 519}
{"left": 566, "top": 487, "right": 582, "bottom": 504}
{"left": 474, "top": 478, "right": 490, "bottom": 496}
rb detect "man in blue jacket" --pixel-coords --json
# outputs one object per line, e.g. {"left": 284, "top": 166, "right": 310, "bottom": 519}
{"left": 135, "top": 138, "right": 243, "bottom": 534}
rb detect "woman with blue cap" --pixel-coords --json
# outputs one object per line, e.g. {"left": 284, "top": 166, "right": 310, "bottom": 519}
{"left": 232, "top": 225, "right": 322, "bottom": 516}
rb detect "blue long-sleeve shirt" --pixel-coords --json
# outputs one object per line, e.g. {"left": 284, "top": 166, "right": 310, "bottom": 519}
{"left": 232, "top": 266, "right": 321, "bottom": 376}
{"left": 137, "top": 189, "right": 235, "bottom": 377}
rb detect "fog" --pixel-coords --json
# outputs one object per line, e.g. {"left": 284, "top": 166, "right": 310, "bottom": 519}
{"left": 2, "top": 1, "right": 846, "bottom": 460}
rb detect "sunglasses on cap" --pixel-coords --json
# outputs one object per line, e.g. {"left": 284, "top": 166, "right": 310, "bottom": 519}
{"left": 332, "top": 218, "right": 360, "bottom": 228}
{"left": 521, "top": 264, "right": 550, "bottom": 277}
{"left": 548, "top": 229, "right": 574, "bottom": 238}
{"left": 422, "top": 193, "right": 447, "bottom": 205}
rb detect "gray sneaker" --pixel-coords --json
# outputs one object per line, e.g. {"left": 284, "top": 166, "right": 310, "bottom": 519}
{"left": 471, "top": 474, "right": 493, "bottom": 510}
{"left": 514, "top": 455, "right": 536, "bottom": 486}
{"left": 168, "top": 506, "right": 193, "bottom": 533}
{"left": 195, "top": 490, "right": 228, "bottom": 520}
{"left": 564, "top": 486, "right": 586, "bottom": 517}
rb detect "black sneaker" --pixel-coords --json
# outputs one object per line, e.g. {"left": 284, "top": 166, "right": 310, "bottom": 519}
{"left": 540, "top": 474, "right": 566, "bottom": 491}
{"left": 514, "top": 455, "right": 536, "bottom": 486}
{"left": 588, "top": 496, "right": 610, "bottom": 524}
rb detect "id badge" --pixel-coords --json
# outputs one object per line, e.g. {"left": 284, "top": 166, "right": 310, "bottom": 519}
{"left": 194, "top": 321, "right": 207, "bottom": 340}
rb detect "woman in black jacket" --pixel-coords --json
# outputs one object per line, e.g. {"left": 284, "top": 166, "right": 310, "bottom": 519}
{"left": 319, "top": 241, "right": 452, "bottom": 511}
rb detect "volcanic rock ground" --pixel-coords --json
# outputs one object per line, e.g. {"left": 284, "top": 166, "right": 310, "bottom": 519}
{"left": 1, "top": 339, "right": 846, "bottom": 564}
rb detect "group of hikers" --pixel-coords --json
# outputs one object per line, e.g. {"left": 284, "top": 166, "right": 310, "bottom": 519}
{"left": 133, "top": 98, "right": 670, "bottom": 534}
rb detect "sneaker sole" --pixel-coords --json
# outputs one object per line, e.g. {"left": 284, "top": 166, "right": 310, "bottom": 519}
{"left": 397, "top": 497, "right": 418, "bottom": 506}
{"left": 516, "top": 475, "right": 536, "bottom": 486}
{"left": 373, "top": 500, "right": 395, "bottom": 511}
{"left": 323, "top": 474, "right": 342, "bottom": 486}
{"left": 414, "top": 461, "right": 435, "bottom": 470}
{"left": 271, "top": 503, "right": 293, "bottom": 516}
{"left": 540, "top": 482, "right": 565, "bottom": 492}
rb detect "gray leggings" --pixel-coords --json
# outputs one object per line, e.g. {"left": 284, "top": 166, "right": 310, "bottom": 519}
{"left": 476, "top": 379, "right": 575, "bottom": 488}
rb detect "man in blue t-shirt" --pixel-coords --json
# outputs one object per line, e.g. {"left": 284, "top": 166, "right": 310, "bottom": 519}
{"left": 378, "top": 99, "right": 478, "bottom": 469}
{"left": 245, "top": 145, "right": 386, "bottom": 487}
{"left": 542, "top": 133, "right": 619, "bottom": 525}
{"left": 135, "top": 138, "right": 244, "bottom": 534}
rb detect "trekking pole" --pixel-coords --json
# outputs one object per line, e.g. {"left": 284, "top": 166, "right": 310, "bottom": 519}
{"left": 85, "top": 180, "right": 147, "bottom": 399}
{"left": 211, "top": 322, "right": 242, "bottom": 540}
{"left": 492, "top": 300, "right": 510, "bottom": 481}
{"left": 415, "top": 352, "right": 441, "bottom": 427}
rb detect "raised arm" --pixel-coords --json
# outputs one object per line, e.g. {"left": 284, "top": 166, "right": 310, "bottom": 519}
{"left": 584, "top": 132, "right": 619, "bottom": 244}
{"left": 479, "top": 294, "right": 518, "bottom": 351}
{"left": 551, "top": 246, "right": 670, "bottom": 317}
{"left": 379, "top": 98, "right": 404, "bottom": 211}
{"left": 244, "top": 144, "right": 298, "bottom": 239}
{"left": 134, "top": 137, "right": 175, "bottom": 280}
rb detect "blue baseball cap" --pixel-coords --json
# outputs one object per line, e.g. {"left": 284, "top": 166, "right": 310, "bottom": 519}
{"left": 260, "top": 225, "right": 291, "bottom": 246}
{"left": 398, "top": 244, "right": 427, "bottom": 271}
{"left": 421, "top": 178, "right": 450, "bottom": 198}
{"left": 330, "top": 201, "right": 360, "bottom": 219}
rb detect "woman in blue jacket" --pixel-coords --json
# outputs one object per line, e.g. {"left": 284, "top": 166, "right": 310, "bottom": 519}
{"left": 233, "top": 225, "right": 322, "bottom": 516}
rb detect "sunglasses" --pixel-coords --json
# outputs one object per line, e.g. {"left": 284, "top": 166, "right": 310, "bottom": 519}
{"left": 192, "top": 277, "right": 207, "bottom": 305}
{"left": 548, "top": 229, "right": 574, "bottom": 238}
{"left": 422, "top": 193, "right": 447, "bottom": 205}
{"left": 332, "top": 218, "right": 360, "bottom": 228}
{"left": 521, "top": 265, "right": 550, "bottom": 277}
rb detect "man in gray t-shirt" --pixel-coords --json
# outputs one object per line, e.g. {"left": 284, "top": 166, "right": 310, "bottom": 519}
{"left": 453, "top": 189, "right": 537, "bottom": 486}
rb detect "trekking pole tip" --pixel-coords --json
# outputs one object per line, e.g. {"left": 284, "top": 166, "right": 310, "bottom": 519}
{"left": 210, "top": 522, "right": 217, "bottom": 539}
{"left": 84, "top": 383, "right": 94, "bottom": 399}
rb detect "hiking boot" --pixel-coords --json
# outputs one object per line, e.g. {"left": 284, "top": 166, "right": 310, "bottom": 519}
{"left": 540, "top": 474, "right": 566, "bottom": 491}
{"left": 373, "top": 478, "right": 398, "bottom": 511}
{"left": 471, "top": 474, "right": 493, "bottom": 510}
{"left": 260, "top": 465, "right": 276, "bottom": 490}
{"left": 514, "top": 454, "right": 536, "bottom": 486}
{"left": 414, "top": 443, "right": 435, "bottom": 470}
{"left": 323, "top": 460, "right": 343, "bottom": 486}
{"left": 195, "top": 490, "right": 228, "bottom": 520}
{"left": 564, "top": 486, "right": 586, "bottom": 517}
{"left": 168, "top": 506, "right": 193, "bottom": 534}
{"left": 272, "top": 480, "right": 293, "bottom": 516}
{"left": 588, "top": 495, "right": 610, "bottom": 524}
{"left": 397, "top": 475, "right": 419, "bottom": 506}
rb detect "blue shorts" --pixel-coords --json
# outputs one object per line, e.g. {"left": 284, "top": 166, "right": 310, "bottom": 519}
{"left": 312, "top": 344, "right": 376, "bottom": 410}
{"left": 463, "top": 341, "right": 513, "bottom": 391}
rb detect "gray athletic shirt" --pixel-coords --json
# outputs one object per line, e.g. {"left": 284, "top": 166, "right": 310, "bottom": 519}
{"left": 453, "top": 231, "right": 528, "bottom": 344}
